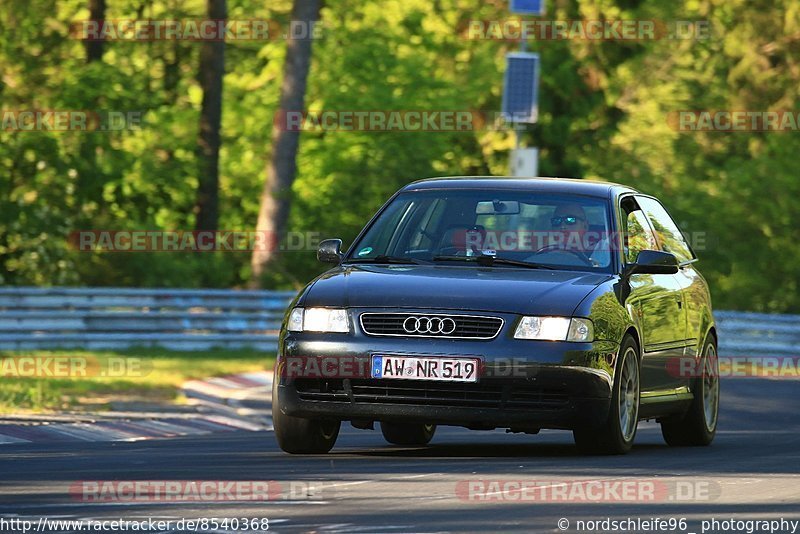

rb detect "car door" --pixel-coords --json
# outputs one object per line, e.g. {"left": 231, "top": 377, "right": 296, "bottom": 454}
{"left": 636, "top": 196, "right": 702, "bottom": 386}
{"left": 621, "top": 197, "right": 687, "bottom": 396}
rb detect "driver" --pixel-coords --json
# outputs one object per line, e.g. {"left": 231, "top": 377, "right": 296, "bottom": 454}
{"left": 546, "top": 203, "right": 609, "bottom": 266}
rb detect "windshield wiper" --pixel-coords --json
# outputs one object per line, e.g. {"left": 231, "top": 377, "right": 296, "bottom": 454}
{"left": 345, "top": 255, "right": 428, "bottom": 265}
{"left": 432, "top": 255, "right": 555, "bottom": 270}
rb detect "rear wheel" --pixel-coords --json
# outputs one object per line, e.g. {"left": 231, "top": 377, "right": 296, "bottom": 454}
{"left": 661, "top": 336, "right": 719, "bottom": 446}
{"left": 380, "top": 422, "right": 436, "bottom": 446}
{"left": 273, "top": 380, "right": 340, "bottom": 454}
{"left": 573, "top": 335, "right": 640, "bottom": 455}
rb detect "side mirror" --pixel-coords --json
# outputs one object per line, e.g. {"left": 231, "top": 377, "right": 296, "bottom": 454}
{"left": 626, "top": 250, "right": 679, "bottom": 275}
{"left": 317, "top": 238, "right": 343, "bottom": 264}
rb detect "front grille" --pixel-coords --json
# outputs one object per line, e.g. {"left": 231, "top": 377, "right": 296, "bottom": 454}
{"left": 360, "top": 313, "right": 503, "bottom": 339}
{"left": 295, "top": 378, "right": 569, "bottom": 411}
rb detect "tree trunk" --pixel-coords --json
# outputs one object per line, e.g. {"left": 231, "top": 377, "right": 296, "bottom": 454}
{"left": 86, "top": 0, "right": 106, "bottom": 62}
{"left": 194, "top": 0, "right": 227, "bottom": 231}
{"left": 250, "top": 0, "right": 323, "bottom": 286}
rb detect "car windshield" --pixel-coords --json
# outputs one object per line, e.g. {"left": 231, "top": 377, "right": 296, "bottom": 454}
{"left": 346, "top": 189, "right": 614, "bottom": 272}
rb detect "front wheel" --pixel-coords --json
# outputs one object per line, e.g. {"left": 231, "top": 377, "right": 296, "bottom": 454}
{"left": 272, "top": 380, "right": 340, "bottom": 454}
{"left": 661, "top": 335, "right": 719, "bottom": 446}
{"left": 380, "top": 422, "right": 436, "bottom": 446}
{"left": 573, "top": 335, "right": 640, "bottom": 455}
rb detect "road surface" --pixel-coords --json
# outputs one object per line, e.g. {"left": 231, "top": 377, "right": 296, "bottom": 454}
{"left": 0, "top": 377, "right": 798, "bottom": 533}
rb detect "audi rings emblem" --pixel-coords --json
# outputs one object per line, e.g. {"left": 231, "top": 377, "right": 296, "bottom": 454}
{"left": 402, "top": 316, "right": 457, "bottom": 335}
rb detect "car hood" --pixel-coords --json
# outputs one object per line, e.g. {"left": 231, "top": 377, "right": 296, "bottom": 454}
{"left": 302, "top": 264, "right": 613, "bottom": 316}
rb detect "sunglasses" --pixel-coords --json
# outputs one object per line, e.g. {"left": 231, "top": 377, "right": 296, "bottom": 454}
{"left": 551, "top": 215, "right": 585, "bottom": 227}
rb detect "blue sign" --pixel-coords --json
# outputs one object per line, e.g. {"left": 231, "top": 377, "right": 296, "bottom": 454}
{"left": 510, "top": 0, "right": 545, "bottom": 15}
{"left": 372, "top": 356, "right": 383, "bottom": 378}
{"left": 501, "top": 52, "right": 540, "bottom": 124}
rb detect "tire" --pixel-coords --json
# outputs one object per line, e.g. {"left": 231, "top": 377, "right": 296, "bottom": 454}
{"left": 573, "top": 335, "right": 640, "bottom": 455}
{"left": 661, "top": 335, "right": 719, "bottom": 446}
{"left": 272, "top": 379, "right": 340, "bottom": 454}
{"left": 380, "top": 422, "right": 436, "bottom": 446}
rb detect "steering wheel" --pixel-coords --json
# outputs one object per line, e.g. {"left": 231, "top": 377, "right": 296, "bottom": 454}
{"left": 532, "top": 244, "right": 594, "bottom": 265}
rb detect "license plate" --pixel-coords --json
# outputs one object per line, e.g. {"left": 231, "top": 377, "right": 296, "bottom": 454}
{"left": 371, "top": 355, "right": 479, "bottom": 383}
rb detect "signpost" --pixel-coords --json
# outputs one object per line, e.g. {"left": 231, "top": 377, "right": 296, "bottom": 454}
{"left": 504, "top": 1, "right": 544, "bottom": 176}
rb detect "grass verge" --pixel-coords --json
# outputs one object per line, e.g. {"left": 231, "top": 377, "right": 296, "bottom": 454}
{"left": 0, "top": 349, "right": 275, "bottom": 413}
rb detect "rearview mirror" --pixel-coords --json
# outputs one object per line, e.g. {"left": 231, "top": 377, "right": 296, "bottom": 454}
{"left": 317, "top": 238, "right": 343, "bottom": 264}
{"left": 476, "top": 199, "right": 520, "bottom": 215}
{"left": 627, "top": 250, "right": 679, "bottom": 275}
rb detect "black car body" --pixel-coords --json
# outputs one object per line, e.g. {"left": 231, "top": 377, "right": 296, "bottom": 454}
{"left": 273, "top": 177, "right": 720, "bottom": 454}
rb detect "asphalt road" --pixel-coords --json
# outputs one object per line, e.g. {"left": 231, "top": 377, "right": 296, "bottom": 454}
{"left": 1, "top": 377, "right": 799, "bottom": 534}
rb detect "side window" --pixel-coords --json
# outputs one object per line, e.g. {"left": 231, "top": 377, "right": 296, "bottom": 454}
{"left": 356, "top": 200, "right": 414, "bottom": 257}
{"left": 636, "top": 196, "right": 694, "bottom": 263}
{"left": 621, "top": 198, "right": 659, "bottom": 264}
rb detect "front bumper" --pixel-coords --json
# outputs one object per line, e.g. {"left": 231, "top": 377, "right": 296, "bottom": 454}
{"left": 276, "top": 309, "right": 619, "bottom": 430}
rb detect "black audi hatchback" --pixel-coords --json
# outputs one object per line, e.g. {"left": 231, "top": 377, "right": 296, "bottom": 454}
{"left": 273, "top": 177, "right": 719, "bottom": 455}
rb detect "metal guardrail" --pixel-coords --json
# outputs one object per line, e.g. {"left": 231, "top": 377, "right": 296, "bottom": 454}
{"left": 0, "top": 287, "right": 297, "bottom": 351}
{"left": 0, "top": 287, "right": 795, "bottom": 354}
{"left": 715, "top": 311, "right": 800, "bottom": 356}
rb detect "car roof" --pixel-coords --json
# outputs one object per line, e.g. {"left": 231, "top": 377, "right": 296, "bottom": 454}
{"left": 402, "top": 176, "right": 638, "bottom": 199}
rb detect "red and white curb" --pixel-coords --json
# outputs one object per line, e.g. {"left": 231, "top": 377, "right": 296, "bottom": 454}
{"left": 183, "top": 371, "right": 273, "bottom": 406}
{"left": 0, "top": 412, "right": 268, "bottom": 445}
{"left": 182, "top": 371, "right": 273, "bottom": 425}
{"left": 0, "top": 371, "right": 274, "bottom": 445}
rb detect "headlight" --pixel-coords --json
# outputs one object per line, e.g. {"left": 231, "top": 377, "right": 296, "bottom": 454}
{"left": 286, "top": 307, "right": 350, "bottom": 333}
{"left": 514, "top": 316, "right": 594, "bottom": 342}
